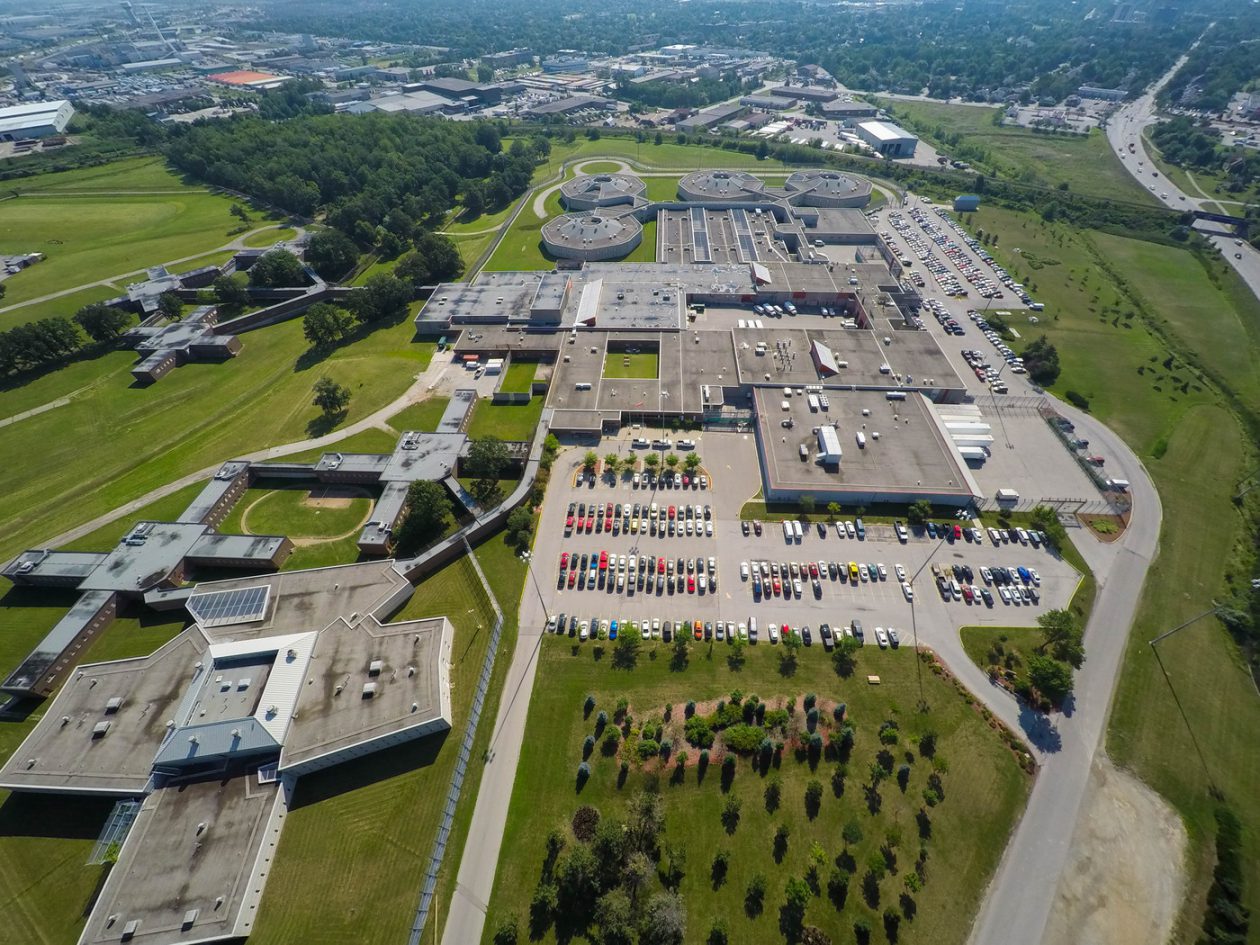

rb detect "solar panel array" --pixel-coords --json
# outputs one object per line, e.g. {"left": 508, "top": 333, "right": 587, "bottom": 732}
{"left": 689, "top": 207, "right": 712, "bottom": 263}
{"left": 187, "top": 586, "right": 270, "bottom": 628}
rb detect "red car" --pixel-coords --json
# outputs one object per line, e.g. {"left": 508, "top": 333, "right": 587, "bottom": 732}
{"left": 668, "top": 505, "right": 676, "bottom": 520}
{"left": 808, "top": 562, "right": 818, "bottom": 578}
{"left": 605, "top": 502, "right": 613, "bottom": 518}
{"left": 599, "top": 551, "right": 609, "bottom": 571}
{"left": 687, "top": 575, "right": 696, "bottom": 593}
{"left": 585, "top": 517, "right": 593, "bottom": 533}
{"left": 962, "top": 584, "right": 974, "bottom": 603}
{"left": 953, "top": 524, "right": 962, "bottom": 540}
{"left": 657, "top": 556, "right": 665, "bottom": 573}
{"left": 682, "top": 475, "right": 690, "bottom": 487}
{"left": 567, "top": 569, "right": 577, "bottom": 588}
{"left": 565, "top": 515, "right": 574, "bottom": 531}
{"left": 781, "top": 624, "right": 791, "bottom": 639}
{"left": 772, "top": 579, "right": 782, "bottom": 596}
{"left": 560, "top": 552, "right": 569, "bottom": 570}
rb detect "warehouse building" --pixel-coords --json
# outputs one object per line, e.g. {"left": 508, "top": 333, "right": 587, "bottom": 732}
{"left": 857, "top": 120, "right": 918, "bottom": 157}
{"left": 0, "top": 100, "right": 74, "bottom": 140}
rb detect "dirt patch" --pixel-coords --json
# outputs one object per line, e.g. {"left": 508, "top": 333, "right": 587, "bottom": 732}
{"left": 1043, "top": 756, "right": 1187, "bottom": 945}
{"left": 301, "top": 485, "right": 369, "bottom": 509}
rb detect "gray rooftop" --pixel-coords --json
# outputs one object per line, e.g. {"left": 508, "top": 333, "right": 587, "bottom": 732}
{"left": 755, "top": 387, "right": 978, "bottom": 499}
{"left": 3, "top": 550, "right": 107, "bottom": 583}
{"left": 78, "top": 776, "right": 283, "bottom": 945}
{"left": 0, "top": 589, "right": 117, "bottom": 696}
{"left": 381, "top": 432, "right": 465, "bottom": 482}
{"left": 187, "top": 533, "right": 289, "bottom": 564}
{"left": 177, "top": 462, "right": 250, "bottom": 525}
{"left": 78, "top": 523, "right": 209, "bottom": 594}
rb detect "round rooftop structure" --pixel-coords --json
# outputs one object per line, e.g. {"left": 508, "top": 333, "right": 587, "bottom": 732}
{"left": 542, "top": 211, "right": 643, "bottom": 262}
{"left": 782, "top": 169, "right": 873, "bottom": 208}
{"left": 677, "top": 169, "right": 770, "bottom": 203}
{"left": 560, "top": 172, "right": 646, "bottom": 211}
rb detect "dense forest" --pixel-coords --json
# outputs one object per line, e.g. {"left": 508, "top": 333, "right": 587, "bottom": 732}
{"left": 616, "top": 74, "right": 757, "bottom": 111}
{"left": 255, "top": 0, "right": 1222, "bottom": 101}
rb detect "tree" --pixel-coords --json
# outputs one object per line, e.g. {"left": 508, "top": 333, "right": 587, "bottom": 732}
{"left": 782, "top": 877, "right": 811, "bottom": 937}
{"left": 505, "top": 506, "right": 533, "bottom": 548}
{"left": 1037, "top": 609, "right": 1085, "bottom": 668}
{"left": 492, "top": 915, "right": 518, "bottom": 945}
{"left": 832, "top": 634, "right": 860, "bottom": 677}
{"left": 312, "top": 376, "right": 350, "bottom": 418}
{"left": 826, "top": 501, "right": 842, "bottom": 521}
{"left": 394, "top": 479, "right": 453, "bottom": 552}
{"left": 348, "top": 272, "right": 410, "bottom": 323}
{"left": 73, "top": 303, "right": 130, "bottom": 342}
{"left": 645, "top": 453, "right": 660, "bottom": 470}
{"left": 467, "top": 436, "right": 511, "bottom": 481}
{"left": 665, "top": 453, "right": 679, "bottom": 468}
{"left": 683, "top": 452, "right": 701, "bottom": 471}
{"left": 1021, "top": 335, "right": 1061, "bottom": 385}
{"left": 302, "top": 302, "right": 355, "bottom": 347}
{"left": 843, "top": 819, "right": 863, "bottom": 846}
{"left": 780, "top": 628, "right": 802, "bottom": 673}
{"left": 746, "top": 874, "right": 767, "bottom": 915}
{"left": 157, "top": 291, "right": 183, "bottom": 320}
{"left": 213, "top": 274, "right": 249, "bottom": 315}
{"left": 305, "top": 228, "right": 359, "bottom": 280}
{"left": 1030, "top": 504, "right": 1068, "bottom": 548}
{"left": 640, "top": 891, "right": 686, "bottom": 945}
{"left": 604, "top": 452, "right": 621, "bottom": 474}
{"left": 907, "top": 499, "right": 933, "bottom": 527}
{"left": 613, "top": 626, "right": 641, "bottom": 669}
{"left": 1028, "top": 654, "right": 1074, "bottom": 705}
{"left": 583, "top": 450, "right": 599, "bottom": 471}
{"left": 248, "top": 249, "right": 306, "bottom": 287}
{"left": 593, "top": 889, "right": 634, "bottom": 945}
{"left": 624, "top": 850, "right": 653, "bottom": 905}
{"left": 414, "top": 231, "right": 464, "bottom": 281}
{"left": 474, "top": 122, "right": 502, "bottom": 154}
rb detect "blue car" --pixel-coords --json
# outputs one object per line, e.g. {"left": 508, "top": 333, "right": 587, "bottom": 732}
{"left": 926, "top": 522, "right": 938, "bottom": 538}
{"left": 1017, "top": 566, "right": 1031, "bottom": 584}
{"left": 609, "top": 620, "right": 619, "bottom": 640}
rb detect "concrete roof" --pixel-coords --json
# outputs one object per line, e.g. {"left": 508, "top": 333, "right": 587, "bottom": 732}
{"left": 187, "top": 533, "right": 288, "bottom": 563}
{"left": 543, "top": 213, "right": 642, "bottom": 255}
{"left": 0, "top": 631, "right": 207, "bottom": 795}
{"left": 755, "top": 387, "right": 977, "bottom": 499}
{"left": 78, "top": 523, "right": 209, "bottom": 593}
{"left": 281, "top": 614, "right": 451, "bottom": 770}
{"left": 380, "top": 432, "right": 464, "bottom": 483}
{"left": 78, "top": 776, "right": 283, "bottom": 945}
{"left": 3, "top": 550, "right": 106, "bottom": 582}
{"left": 177, "top": 463, "right": 249, "bottom": 525}
{"left": 0, "top": 589, "right": 116, "bottom": 696}
{"left": 859, "top": 120, "right": 916, "bottom": 142}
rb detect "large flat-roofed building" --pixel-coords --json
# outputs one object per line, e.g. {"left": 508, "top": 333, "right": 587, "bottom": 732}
{"left": 0, "top": 99, "right": 74, "bottom": 140}
{"left": 857, "top": 120, "right": 918, "bottom": 158}
{"left": 753, "top": 387, "right": 980, "bottom": 506}
{"left": 0, "top": 561, "right": 454, "bottom": 945}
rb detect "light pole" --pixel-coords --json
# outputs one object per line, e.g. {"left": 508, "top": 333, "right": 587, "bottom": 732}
{"left": 518, "top": 550, "right": 551, "bottom": 629}
{"left": 1149, "top": 606, "right": 1222, "bottom": 795}
{"left": 904, "top": 529, "right": 953, "bottom": 712}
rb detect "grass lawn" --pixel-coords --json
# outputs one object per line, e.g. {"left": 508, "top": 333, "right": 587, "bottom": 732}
{"left": 500, "top": 360, "right": 537, "bottom": 393}
{"left": 0, "top": 317, "right": 432, "bottom": 565}
{"left": 603, "top": 351, "right": 659, "bottom": 379}
{"left": 483, "top": 640, "right": 1030, "bottom": 945}
{"left": 283, "top": 427, "right": 401, "bottom": 464}
{"left": 960, "top": 626, "right": 1045, "bottom": 691}
{"left": 60, "top": 481, "right": 208, "bottom": 552}
{"left": 0, "top": 173, "right": 247, "bottom": 317}
{"left": 249, "top": 532, "right": 526, "bottom": 945}
{"left": 231, "top": 482, "right": 374, "bottom": 539}
{"left": 466, "top": 396, "right": 545, "bottom": 441}
{"left": 874, "top": 99, "right": 1157, "bottom": 205}
{"left": 388, "top": 395, "right": 451, "bottom": 433}
{"left": 0, "top": 284, "right": 122, "bottom": 329}
{"left": 967, "top": 204, "right": 1260, "bottom": 934}
{"left": 623, "top": 219, "right": 657, "bottom": 263}
{"left": 240, "top": 226, "right": 298, "bottom": 248}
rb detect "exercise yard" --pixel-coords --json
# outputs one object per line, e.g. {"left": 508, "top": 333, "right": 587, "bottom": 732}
{"left": 603, "top": 351, "right": 660, "bottom": 379}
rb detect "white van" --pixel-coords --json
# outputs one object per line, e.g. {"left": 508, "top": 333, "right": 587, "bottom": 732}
{"left": 792, "top": 520, "right": 803, "bottom": 541}
{"left": 783, "top": 520, "right": 793, "bottom": 542}
{"left": 856, "top": 432, "right": 867, "bottom": 449}
{"left": 575, "top": 382, "right": 592, "bottom": 391}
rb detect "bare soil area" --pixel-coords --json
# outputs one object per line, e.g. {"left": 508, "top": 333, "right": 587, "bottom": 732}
{"left": 1043, "top": 756, "right": 1187, "bottom": 945}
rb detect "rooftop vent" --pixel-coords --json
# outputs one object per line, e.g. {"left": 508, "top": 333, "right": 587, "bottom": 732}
{"left": 105, "top": 697, "right": 122, "bottom": 713}
{"left": 181, "top": 909, "right": 199, "bottom": 930}
{"left": 368, "top": 659, "right": 383, "bottom": 677}
{"left": 121, "top": 919, "right": 141, "bottom": 941}
{"left": 362, "top": 682, "right": 378, "bottom": 699}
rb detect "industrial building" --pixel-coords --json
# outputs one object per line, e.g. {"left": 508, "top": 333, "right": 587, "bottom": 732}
{"left": 857, "top": 120, "right": 919, "bottom": 158}
{"left": 0, "top": 99, "right": 74, "bottom": 139}
{"left": 560, "top": 172, "right": 646, "bottom": 210}
{"left": 0, "top": 561, "right": 453, "bottom": 945}
{"left": 541, "top": 212, "right": 644, "bottom": 261}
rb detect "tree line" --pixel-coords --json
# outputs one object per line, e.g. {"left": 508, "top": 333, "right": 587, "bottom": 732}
{"left": 0, "top": 301, "right": 134, "bottom": 377}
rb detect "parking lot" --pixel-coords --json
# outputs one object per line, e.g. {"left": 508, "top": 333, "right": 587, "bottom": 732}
{"left": 526, "top": 428, "right": 1081, "bottom": 655}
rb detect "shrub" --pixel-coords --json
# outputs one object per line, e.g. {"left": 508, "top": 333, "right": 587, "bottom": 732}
{"left": 596, "top": 709, "right": 608, "bottom": 730}
{"left": 721, "top": 796, "right": 741, "bottom": 833}
{"left": 1065, "top": 390, "right": 1090, "bottom": 410}
{"left": 572, "top": 805, "right": 601, "bottom": 840}
{"left": 602, "top": 729, "right": 621, "bottom": 756}
{"left": 708, "top": 918, "right": 729, "bottom": 945}
{"left": 853, "top": 916, "right": 872, "bottom": 944}
{"left": 764, "top": 778, "right": 782, "bottom": 812}
{"left": 803, "top": 692, "right": 817, "bottom": 710}
{"left": 684, "top": 700, "right": 696, "bottom": 718}
{"left": 583, "top": 735, "right": 595, "bottom": 759}
{"left": 833, "top": 703, "right": 847, "bottom": 722}
{"left": 722, "top": 723, "right": 765, "bottom": 753}
{"left": 584, "top": 694, "right": 596, "bottom": 716}
{"left": 745, "top": 874, "right": 767, "bottom": 917}
{"left": 637, "top": 739, "right": 661, "bottom": 759}
{"left": 684, "top": 714, "right": 715, "bottom": 747}
{"left": 577, "top": 761, "right": 591, "bottom": 788}
{"left": 843, "top": 819, "right": 863, "bottom": 846}
{"left": 805, "top": 779, "right": 823, "bottom": 819}
{"left": 493, "top": 914, "right": 519, "bottom": 945}
{"left": 897, "top": 764, "right": 911, "bottom": 791}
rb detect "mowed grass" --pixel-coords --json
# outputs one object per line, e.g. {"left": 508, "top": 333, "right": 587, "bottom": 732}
{"left": 960, "top": 626, "right": 1046, "bottom": 690}
{"left": 603, "top": 351, "right": 660, "bottom": 379}
{"left": 466, "top": 396, "right": 545, "bottom": 441}
{"left": 388, "top": 395, "right": 451, "bottom": 433}
{"left": 250, "top": 533, "right": 526, "bottom": 945}
{"left": 235, "top": 483, "right": 373, "bottom": 539}
{"left": 483, "top": 641, "right": 1031, "bottom": 945}
{"left": 240, "top": 226, "right": 298, "bottom": 248}
{"left": 0, "top": 317, "right": 432, "bottom": 565}
{"left": 500, "top": 360, "right": 537, "bottom": 393}
{"left": 968, "top": 205, "right": 1260, "bottom": 931}
{"left": 0, "top": 174, "right": 245, "bottom": 317}
{"left": 59, "top": 480, "right": 208, "bottom": 552}
{"left": 875, "top": 99, "right": 1156, "bottom": 205}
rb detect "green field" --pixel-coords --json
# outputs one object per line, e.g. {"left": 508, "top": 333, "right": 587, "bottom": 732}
{"left": 249, "top": 534, "right": 526, "bottom": 945}
{"left": 240, "top": 226, "right": 298, "bottom": 248}
{"left": 0, "top": 158, "right": 262, "bottom": 321}
{"left": 960, "top": 626, "right": 1046, "bottom": 692}
{"left": 483, "top": 641, "right": 1030, "bottom": 945}
{"left": 500, "top": 360, "right": 538, "bottom": 393}
{"left": 234, "top": 483, "right": 373, "bottom": 539}
{"left": 466, "top": 396, "right": 545, "bottom": 441}
{"left": 603, "top": 351, "right": 660, "bottom": 379}
{"left": 59, "top": 481, "right": 208, "bottom": 552}
{"left": 874, "top": 99, "right": 1157, "bottom": 205}
{"left": 388, "top": 395, "right": 451, "bottom": 433}
{"left": 964, "top": 206, "right": 1260, "bottom": 933}
{"left": 0, "top": 317, "right": 432, "bottom": 565}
